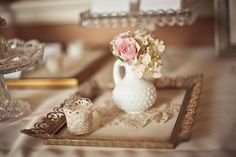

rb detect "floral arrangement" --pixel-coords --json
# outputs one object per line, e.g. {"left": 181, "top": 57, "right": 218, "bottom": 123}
{"left": 110, "top": 30, "right": 165, "bottom": 79}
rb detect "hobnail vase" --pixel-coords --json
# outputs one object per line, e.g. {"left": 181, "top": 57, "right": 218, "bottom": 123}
{"left": 112, "top": 60, "right": 157, "bottom": 114}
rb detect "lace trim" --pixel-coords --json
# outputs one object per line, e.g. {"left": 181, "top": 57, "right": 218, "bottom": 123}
{"left": 63, "top": 97, "right": 94, "bottom": 135}
{"left": 95, "top": 100, "right": 180, "bottom": 129}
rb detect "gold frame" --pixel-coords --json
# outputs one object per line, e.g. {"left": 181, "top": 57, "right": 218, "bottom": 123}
{"left": 21, "top": 75, "right": 203, "bottom": 149}
{"left": 6, "top": 52, "right": 111, "bottom": 89}
{"left": 214, "top": 0, "right": 236, "bottom": 57}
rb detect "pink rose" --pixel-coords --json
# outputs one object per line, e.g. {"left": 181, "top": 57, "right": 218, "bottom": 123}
{"left": 111, "top": 32, "right": 140, "bottom": 63}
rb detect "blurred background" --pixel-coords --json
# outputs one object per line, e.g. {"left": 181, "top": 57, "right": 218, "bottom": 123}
{"left": 0, "top": 0, "right": 213, "bottom": 47}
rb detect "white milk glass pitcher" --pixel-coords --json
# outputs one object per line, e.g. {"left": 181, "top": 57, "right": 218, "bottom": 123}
{"left": 112, "top": 60, "right": 157, "bottom": 114}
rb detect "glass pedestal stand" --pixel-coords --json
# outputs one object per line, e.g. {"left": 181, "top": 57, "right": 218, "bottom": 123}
{"left": 0, "top": 38, "right": 44, "bottom": 124}
{"left": 0, "top": 73, "right": 30, "bottom": 122}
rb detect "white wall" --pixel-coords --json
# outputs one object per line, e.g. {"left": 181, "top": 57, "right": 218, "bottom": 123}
{"left": 0, "top": 0, "right": 91, "bottom": 25}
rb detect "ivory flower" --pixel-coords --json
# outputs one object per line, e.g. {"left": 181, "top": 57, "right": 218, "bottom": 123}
{"left": 142, "top": 53, "right": 151, "bottom": 65}
{"left": 133, "top": 64, "right": 146, "bottom": 79}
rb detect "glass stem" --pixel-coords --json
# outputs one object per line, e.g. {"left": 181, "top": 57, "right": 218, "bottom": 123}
{"left": 0, "top": 73, "right": 11, "bottom": 109}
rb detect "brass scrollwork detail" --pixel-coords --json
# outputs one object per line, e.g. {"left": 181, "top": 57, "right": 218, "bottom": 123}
{"left": 21, "top": 107, "right": 65, "bottom": 138}
{"left": 178, "top": 75, "right": 203, "bottom": 140}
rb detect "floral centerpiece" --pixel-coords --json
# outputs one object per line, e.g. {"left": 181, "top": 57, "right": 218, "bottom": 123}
{"left": 111, "top": 30, "right": 166, "bottom": 114}
{"left": 110, "top": 30, "right": 165, "bottom": 79}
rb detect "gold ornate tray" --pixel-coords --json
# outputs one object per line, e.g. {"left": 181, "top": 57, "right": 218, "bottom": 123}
{"left": 21, "top": 75, "right": 202, "bottom": 149}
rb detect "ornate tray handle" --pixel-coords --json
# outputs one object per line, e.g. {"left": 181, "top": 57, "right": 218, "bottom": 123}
{"left": 21, "top": 107, "right": 66, "bottom": 138}
{"left": 21, "top": 80, "right": 100, "bottom": 138}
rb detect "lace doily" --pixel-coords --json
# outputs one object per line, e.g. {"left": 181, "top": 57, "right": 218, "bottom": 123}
{"left": 63, "top": 91, "right": 181, "bottom": 131}
{"left": 95, "top": 97, "right": 180, "bottom": 129}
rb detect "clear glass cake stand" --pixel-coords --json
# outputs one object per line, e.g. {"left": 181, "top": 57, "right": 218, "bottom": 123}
{"left": 0, "top": 37, "right": 44, "bottom": 123}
